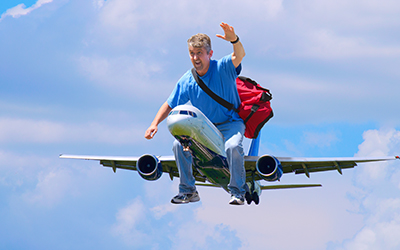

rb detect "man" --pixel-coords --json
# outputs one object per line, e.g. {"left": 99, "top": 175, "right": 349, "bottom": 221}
{"left": 145, "top": 22, "right": 246, "bottom": 205}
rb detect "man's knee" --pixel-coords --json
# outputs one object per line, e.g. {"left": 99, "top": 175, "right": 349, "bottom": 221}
{"left": 226, "top": 141, "right": 239, "bottom": 151}
{"left": 173, "top": 139, "right": 192, "bottom": 161}
{"left": 225, "top": 140, "right": 244, "bottom": 157}
{"left": 173, "top": 139, "right": 181, "bottom": 149}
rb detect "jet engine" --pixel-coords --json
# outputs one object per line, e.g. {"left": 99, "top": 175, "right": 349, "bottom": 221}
{"left": 256, "top": 155, "right": 283, "bottom": 182}
{"left": 137, "top": 154, "right": 163, "bottom": 181}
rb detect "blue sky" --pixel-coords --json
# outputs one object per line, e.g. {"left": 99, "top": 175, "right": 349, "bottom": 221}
{"left": 1, "top": 0, "right": 400, "bottom": 249}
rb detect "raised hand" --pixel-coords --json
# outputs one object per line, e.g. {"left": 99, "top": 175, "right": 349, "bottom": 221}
{"left": 216, "top": 22, "right": 237, "bottom": 43}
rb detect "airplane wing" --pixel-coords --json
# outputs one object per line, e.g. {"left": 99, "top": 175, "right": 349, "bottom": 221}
{"left": 60, "top": 154, "right": 206, "bottom": 183}
{"left": 244, "top": 155, "right": 399, "bottom": 180}
{"left": 60, "top": 154, "right": 398, "bottom": 185}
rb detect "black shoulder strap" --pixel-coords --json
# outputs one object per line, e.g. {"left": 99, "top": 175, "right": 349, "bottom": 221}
{"left": 191, "top": 68, "right": 237, "bottom": 112}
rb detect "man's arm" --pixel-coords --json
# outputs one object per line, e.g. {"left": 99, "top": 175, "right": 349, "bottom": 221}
{"left": 216, "top": 22, "right": 245, "bottom": 68}
{"left": 144, "top": 101, "right": 173, "bottom": 139}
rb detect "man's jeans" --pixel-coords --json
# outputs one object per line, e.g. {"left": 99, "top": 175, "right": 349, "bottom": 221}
{"left": 172, "top": 120, "right": 246, "bottom": 197}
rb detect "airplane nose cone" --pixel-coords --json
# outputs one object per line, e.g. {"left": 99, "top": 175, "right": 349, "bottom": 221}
{"left": 167, "top": 111, "right": 195, "bottom": 136}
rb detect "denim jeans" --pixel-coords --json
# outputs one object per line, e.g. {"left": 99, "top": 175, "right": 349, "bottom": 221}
{"left": 172, "top": 120, "right": 246, "bottom": 197}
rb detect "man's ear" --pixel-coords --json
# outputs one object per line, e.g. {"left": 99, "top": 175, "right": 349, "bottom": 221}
{"left": 208, "top": 50, "right": 213, "bottom": 59}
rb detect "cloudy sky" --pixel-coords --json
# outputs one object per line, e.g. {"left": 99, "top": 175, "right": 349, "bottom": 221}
{"left": 1, "top": 0, "right": 400, "bottom": 249}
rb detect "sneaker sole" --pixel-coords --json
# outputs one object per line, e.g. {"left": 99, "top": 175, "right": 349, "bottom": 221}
{"left": 229, "top": 201, "right": 244, "bottom": 205}
{"left": 171, "top": 196, "right": 200, "bottom": 204}
{"left": 229, "top": 197, "right": 245, "bottom": 205}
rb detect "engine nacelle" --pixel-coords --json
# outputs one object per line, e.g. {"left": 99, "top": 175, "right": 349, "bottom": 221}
{"left": 137, "top": 154, "right": 163, "bottom": 181}
{"left": 256, "top": 155, "right": 283, "bottom": 182}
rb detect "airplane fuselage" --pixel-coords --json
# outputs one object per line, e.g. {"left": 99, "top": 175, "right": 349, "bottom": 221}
{"left": 167, "top": 105, "right": 232, "bottom": 190}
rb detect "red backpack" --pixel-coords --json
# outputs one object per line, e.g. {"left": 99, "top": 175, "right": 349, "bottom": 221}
{"left": 236, "top": 76, "right": 273, "bottom": 138}
{"left": 192, "top": 69, "right": 273, "bottom": 139}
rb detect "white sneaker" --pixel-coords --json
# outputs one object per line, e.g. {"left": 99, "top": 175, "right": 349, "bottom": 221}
{"left": 229, "top": 195, "right": 245, "bottom": 205}
{"left": 171, "top": 191, "right": 200, "bottom": 204}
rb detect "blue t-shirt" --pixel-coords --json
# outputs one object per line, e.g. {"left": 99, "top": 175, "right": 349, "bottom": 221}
{"left": 167, "top": 55, "right": 242, "bottom": 124}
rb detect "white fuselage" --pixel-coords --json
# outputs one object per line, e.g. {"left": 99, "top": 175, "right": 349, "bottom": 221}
{"left": 167, "top": 105, "right": 226, "bottom": 157}
{"left": 166, "top": 105, "right": 231, "bottom": 189}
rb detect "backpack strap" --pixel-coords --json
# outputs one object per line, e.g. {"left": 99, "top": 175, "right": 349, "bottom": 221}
{"left": 191, "top": 68, "right": 239, "bottom": 112}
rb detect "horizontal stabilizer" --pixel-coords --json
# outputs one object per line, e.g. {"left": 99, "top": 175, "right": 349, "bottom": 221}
{"left": 194, "top": 183, "right": 322, "bottom": 190}
{"left": 195, "top": 183, "right": 220, "bottom": 188}
{"left": 260, "top": 184, "right": 322, "bottom": 190}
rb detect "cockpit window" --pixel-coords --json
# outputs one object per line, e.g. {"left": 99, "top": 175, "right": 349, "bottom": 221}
{"left": 169, "top": 110, "right": 197, "bottom": 117}
{"left": 189, "top": 111, "right": 197, "bottom": 117}
{"left": 169, "top": 110, "right": 179, "bottom": 116}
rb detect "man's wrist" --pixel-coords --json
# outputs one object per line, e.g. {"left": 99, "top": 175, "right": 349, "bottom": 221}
{"left": 230, "top": 35, "right": 240, "bottom": 44}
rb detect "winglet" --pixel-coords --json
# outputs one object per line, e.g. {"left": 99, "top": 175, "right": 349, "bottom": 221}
{"left": 396, "top": 156, "right": 399, "bottom": 159}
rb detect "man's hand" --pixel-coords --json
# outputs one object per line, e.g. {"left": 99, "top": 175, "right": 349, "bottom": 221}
{"left": 216, "top": 22, "right": 237, "bottom": 42}
{"left": 144, "top": 124, "right": 158, "bottom": 139}
{"left": 216, "top": 22, "right": 245, "bottom": 68}
{"left": 144, "top": 101, "right": 172, "bottom": 140}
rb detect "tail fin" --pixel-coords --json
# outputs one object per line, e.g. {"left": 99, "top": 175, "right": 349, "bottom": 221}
{"left": 247, "top": 133, "right": 261, "bottom": 156}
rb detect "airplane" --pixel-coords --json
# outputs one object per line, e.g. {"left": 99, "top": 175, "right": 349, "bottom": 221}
{"left": 60, "top": 104, "right": 400, "bottom": 205}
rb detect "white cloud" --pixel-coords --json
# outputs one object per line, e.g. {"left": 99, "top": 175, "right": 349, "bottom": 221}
{"left": 356, "top": 129, "right": 400, "bottom": 157}
{"left": 111, "top": 193, "right": 243, "bottom": 249}
{"left": 171, "top": 220, "right": 240, "bottom": 249}
{"left": 22, "top": 168, "right": 75, "bottom": 207}
{"left": 0, "top": 0, "right": 53, "bottom": 21}
{"left": 111, "top": 198, "right": 152, "bottom": 246}
{"left": 150, "top": 203, "right": 178, "bottom": 219}
{"left": 249, "top": 69, "right": 400, "bottom": 125}
{"left": 92, "top": 0, "right": 284, "bottom": 47}
{"left": 0, "top": 117, "right": 66, "bottom": 144}
{"left": 303, "top": 130, "right": 339, "bottom": 148}
{"left": 93, "top": 0, "right": 106, "bottom": 9}
{"left": 287, "top": 0, "right": 400, "bottom": 30}
{"left": 0, "top": 150, "right": 48, "bottom": 187}
{"left": 295, "top": 29, "right": 400, "bottom": 59}
{"left": 98, "top": 0, "right": 139, "bottom": 30}
{"left": 355, "top": 129, "right": 400, "bottom": 184}
{"left": 77, "top": 55, "right": 171, "bottom": 100}
{"left": 193, "top": 183, "right": 362, "bottom": 250}
{"left": 253, "top": 0, "right": 400, "bottom": 61}
{"left": 0, "top": 147, "right": 119, "bottom": 208}
{"left": 145, "top": 177, "right": 179, "bottom": 219}
{"left": 334, "top": 128, "right": 400, "bottom": 249}
{"left": 339, "top": 200, "right": 400, "bottom": 250}
{"left": 0, "top": 117, "right": 143, "bottom": 145}
{"left": 0, "top": 151, "right": 87, "bottom": 208}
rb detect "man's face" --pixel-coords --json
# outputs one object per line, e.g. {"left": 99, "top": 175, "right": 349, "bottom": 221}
{"left": 189, "top": 46, "right": 213, "bottom": 76}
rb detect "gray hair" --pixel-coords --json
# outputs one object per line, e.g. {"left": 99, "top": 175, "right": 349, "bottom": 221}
{"left": 187, "top": 33, "right": 212, "bottom": 53}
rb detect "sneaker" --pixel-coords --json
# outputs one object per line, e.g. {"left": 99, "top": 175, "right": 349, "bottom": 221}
{"left": 171, "top": 191, "right": 200, "bottom": 204}
{"left": 229, "top": 195, "right": 245, "bottom": 205}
